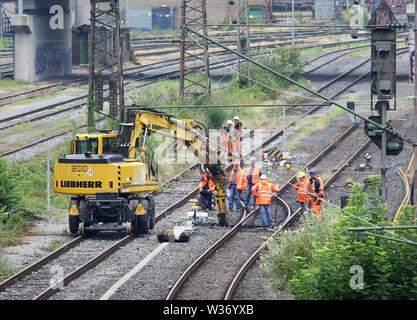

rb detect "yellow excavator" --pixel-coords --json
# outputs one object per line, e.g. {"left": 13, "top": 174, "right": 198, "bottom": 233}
{"left": 54, "top": 107, "right": 227, "bottom": 236}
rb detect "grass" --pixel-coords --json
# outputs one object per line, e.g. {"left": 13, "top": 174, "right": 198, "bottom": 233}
{"left": 285, "top": 107, "right": 346, "bottom": 151}
{"left": 9, "top": 141, "right": 72, "bottom": 217}
{"left": 40, "top": 239, "right": 65, "bottom": 252}
{"left": 0, "top": 78, "right": 29, "bottom": 94}
{"left": 0, "top": 257, "right": 17, "bottom": 282}
{"left": 13, "top": 89, "right": 67, "bottom": 106}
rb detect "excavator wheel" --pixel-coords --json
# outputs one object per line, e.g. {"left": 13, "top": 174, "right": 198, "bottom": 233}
{"left": 69, "top": 215, "right": 79, "bottom": 235}
{"left": 139, "top": 199, "right": 150, "bottom": 234}
{"left": 129, "top": 199, "right": 141, "bottom": 235}
{"left": 68, "top": 200, "right": 79, "bottom": 235}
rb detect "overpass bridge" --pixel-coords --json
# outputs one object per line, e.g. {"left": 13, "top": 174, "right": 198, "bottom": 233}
{"left": 0, "top": 0, "right": 91, "bottom": 82}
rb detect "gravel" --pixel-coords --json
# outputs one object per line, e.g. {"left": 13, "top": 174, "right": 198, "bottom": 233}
{"left": 233, "top": 45, "right": 413, "bottom": 300}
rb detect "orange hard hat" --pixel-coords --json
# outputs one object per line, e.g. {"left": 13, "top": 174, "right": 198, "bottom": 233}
{"left": 234, "top": 161, "right": 240, "bottom": 166}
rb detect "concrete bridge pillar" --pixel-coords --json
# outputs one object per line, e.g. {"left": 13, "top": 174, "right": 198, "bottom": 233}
{"left": 10, "top": 0, "right": 74, "bottom": 82}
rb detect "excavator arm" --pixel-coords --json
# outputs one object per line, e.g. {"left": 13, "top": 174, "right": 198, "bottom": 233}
{"left": 117, "top": 107, "right": 227, "bottom": 220}
{"left": 117, "top": 107, "right": 219, "bottom": 164}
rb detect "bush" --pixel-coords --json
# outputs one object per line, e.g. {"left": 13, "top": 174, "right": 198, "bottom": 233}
{"left": 0, "top": 155, "right": 21, "bottom": 211}
{"left": 235, "top": 47, "right": 303, "bottom": 99}
{"left": 282, "top": 175, "right": 417, "bottom": 299}
{"left": 261, "top": 211, "right": 338, "bottom": 294}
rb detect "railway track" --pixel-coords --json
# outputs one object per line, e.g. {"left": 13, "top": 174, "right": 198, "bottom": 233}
{"left": 0, "top": 34, "right": 374, "bottom": 108}
{"left": 225, "top": 132, "right": 372, "bottom": 300}
{"left": 0, "top": 102, "right": 293, "bottom": 300}
{"left": 165, "top": 119, "right": 371, "bottom": 299}
{"left": 0, "top": 41, "right": 378, "bottom": 158}
{"left": 0, "top": 37, "right": 385, "bottom": 298}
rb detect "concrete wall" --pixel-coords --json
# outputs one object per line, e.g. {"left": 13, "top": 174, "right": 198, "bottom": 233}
{"left": 12, "top": 0, "right": 73, "bottom": 82}
{"left": 70, "top": 0, "right": 89, "bottom": 27}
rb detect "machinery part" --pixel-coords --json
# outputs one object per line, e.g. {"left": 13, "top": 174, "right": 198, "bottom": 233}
{"left": 146, "top": 195, "right": 156, "bottom": 230}
{"left": 68, "top": 199, "right": 80, "bottom": 234}
{"left": 126, "top": 221, "right": 132, "bottom": 235}
{"left": 139, "top": 199, "right": 150, "bottom": 234}
{"left": 218, "top": 212, "right": 227, "bottom": 227}
{"left": 69, "top": 215, "right": 79, "bottom": 235}
{"left": 79, "top": 222, "right": 86, "bottom": 237}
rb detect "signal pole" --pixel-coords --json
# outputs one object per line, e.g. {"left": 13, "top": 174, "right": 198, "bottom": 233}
{"left": 237, "top": 0, "right": 251, "bottom": 80}
{"left": 414, "top": 0, "right": 417, "bottom": 206}
{"left": 291, "top": 0, "right": 295, "bottom": 48}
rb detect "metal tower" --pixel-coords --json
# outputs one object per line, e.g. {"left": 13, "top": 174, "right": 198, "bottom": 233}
{"left": 179, "top": 0, "right": 211, "bottom": 102}
{"left": 88, "top": 0, "right": 124, "bottom": 126}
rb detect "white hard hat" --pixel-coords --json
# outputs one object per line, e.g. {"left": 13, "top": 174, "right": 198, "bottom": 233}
{"left": 233, "top": 116, "right": 240, "bottom": 121}
{"left": 260, "top": 174, "right": 267, "bottom": 180}
{"left": 227, "top": 120, "right": 233, "bottom": 125}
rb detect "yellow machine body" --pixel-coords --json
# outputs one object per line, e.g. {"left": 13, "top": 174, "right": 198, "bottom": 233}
{"left": 54, "top": 108, "right": 227, "bottom": 236}
{"left": 54, "top": 158, "right": 158, "bottom": 196}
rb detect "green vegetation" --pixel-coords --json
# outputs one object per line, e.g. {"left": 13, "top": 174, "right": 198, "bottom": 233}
{"left": 0, "top": 141, "right": 72, "bottom": 249}
{"left": 285, "top": 106, "right": 346, "bottom": 150}
{"left": 262, "top": 176, "right": 417, "bottom": 299}
{"left": 131, "top": 47, "right": 304, "bottom": 129}
{"left": 40, "top": 239, "right": 65, "bottom": 252}
{"left": 0, "top": 78, "right": 28, "bottom": 93}
{"left": 0, "top": 155, "right": 31, "bottom": 248}
{"left": 0, "top": 257, "right": 17, "bottom": 281}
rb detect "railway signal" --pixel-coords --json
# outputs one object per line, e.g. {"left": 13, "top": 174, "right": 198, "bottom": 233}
{"left": 364, "top": 114, "right": 403, "bottom": 156}
{"left": 366, "top": 0, "right": 403, "bottom": 201}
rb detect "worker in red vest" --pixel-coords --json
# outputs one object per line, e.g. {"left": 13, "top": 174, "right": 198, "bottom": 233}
{"left": 221, "top": 120, "right": 233, "bottom": 163}
{"left": 294, "top": 172, "right": 310, "bottom": 213}
{"left": 228, "top": 161, "right": 248, "bottom": 212}
{"left": 251, "top": 175, "right": 279, "bottom": 229}
{"left": 232, "top": 116, "right": 242, "bottom": 159}
{"left": 309, "top": 169, "right": 324, "bottom": 221}
{"left": 198, "top": 170, "right": 216, "bottom": 211}
{"left": 245, "top": 157, "right": 262, "bottom": 209}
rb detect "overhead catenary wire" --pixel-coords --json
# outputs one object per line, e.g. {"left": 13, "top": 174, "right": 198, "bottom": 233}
{"left": 216, "top": 140, "right": 417, "bottom": 245}
{"left": 182, "top": 24, "right": 417, "bottom": 147}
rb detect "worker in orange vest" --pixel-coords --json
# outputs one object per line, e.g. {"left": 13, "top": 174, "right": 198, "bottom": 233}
{"left": 232, "top": 116, "right": 242, "bottom": 159}
{"left": 309, "top": 169, "right": 324, "bottom": 221}
{"left": 228, "top": 161, "right": 248, "bottom": 212}
{"left": 198, "top": 170, "right": 216, "bottom": 211}
{"left": 294, "top": 171, "right": 310, "bottom": 213}
{"left": 251, "top": 175, "right": 279, "bottom": 229}
{"left": 245, "top": 157, "right": 262, "bottom": 209}
{"left": 220, "top": 120, "right": 233, "bottom": 163}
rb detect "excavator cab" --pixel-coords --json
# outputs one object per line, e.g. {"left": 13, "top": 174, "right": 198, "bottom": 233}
{"left": 71, "top": 132, "right": 118, "bottom": 155}
{"left": 54, "top": 107, "right": 227, "bottom": 237}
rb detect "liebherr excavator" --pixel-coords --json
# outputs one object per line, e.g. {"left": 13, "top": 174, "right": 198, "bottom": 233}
{"left": 54, "top": 107, "right": 227, "bottom": 236}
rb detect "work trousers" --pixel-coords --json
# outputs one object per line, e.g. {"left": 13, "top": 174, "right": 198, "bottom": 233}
{"left": 298, "top": 201, "right": 306, "bottom": 213}
{"left": 229, "top": 184, "right": 242, "bottom": 211}
{"left": 311, "top": 200, "right": 322, "bottom": 221}
{"left": 259, "top": 204, "right": 273, "bottom": 227}
{"left": 245, "top": 184, "right": 257, "bottom": 207}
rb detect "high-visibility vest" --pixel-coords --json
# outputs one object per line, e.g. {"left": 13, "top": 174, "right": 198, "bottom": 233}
{"left": 251, "top": 181, "right": 279, "bottom": 205}
{"left": 199, "top": 174, "right": 216, "bottom": 193}
{"left": 310, "top": 176, "right": 324, "bottom": 199}
{"left": 220, "top": 128, "right": 232, "bottom": 154}
{"left": 246, "top": 165, "right": 261, "bottom": 185}
{"left": 228, "top": 169, "right": 248, "bottom": 190}
{"left": 233, "top": 122, "right": 242, "bottom": 141}
{"left": 294, "top": 178, "right": 310, "bottom": 202}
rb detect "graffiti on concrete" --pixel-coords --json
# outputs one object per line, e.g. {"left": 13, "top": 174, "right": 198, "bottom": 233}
{"left": 35, "top": 43, "right": 72, "bottom": 76}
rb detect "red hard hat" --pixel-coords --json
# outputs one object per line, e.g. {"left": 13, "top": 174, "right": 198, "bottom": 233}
{"left": 234, "top": 161, "right": 240, "bottom": 166}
